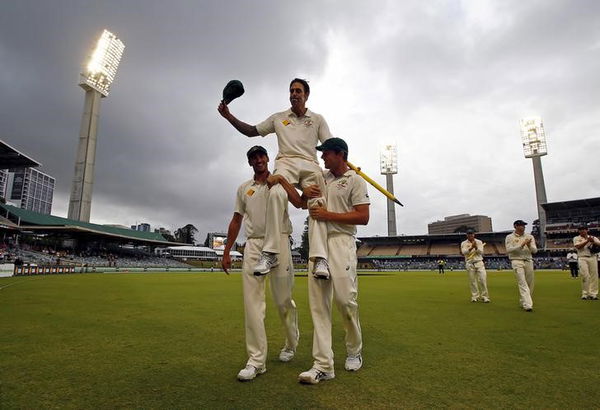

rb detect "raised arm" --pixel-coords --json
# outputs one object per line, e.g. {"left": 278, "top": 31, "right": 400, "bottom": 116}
{"left": 222, "top": 212, "right": 243, "bottom": 274}
{"left": 218, "top": 101, "right": 259, "bottom": 137}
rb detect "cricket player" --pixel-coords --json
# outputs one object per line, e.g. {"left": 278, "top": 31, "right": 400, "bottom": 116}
{"left": 221, "top": 146, "right": 299, "bottom": 381}
{"left": 218, "top": 78, "right": 331, "bottom": 279}
{"left": 505, "top": 220, "right": 538, "bottom": 312}
{"left": 460, "top": 229, "right": 490, "bottom": 303}
{"left": 573, "top": 225, "right": 600, "bottom": 300}
{"left": 296, "top": 138, "right": 370, "bottom": 384}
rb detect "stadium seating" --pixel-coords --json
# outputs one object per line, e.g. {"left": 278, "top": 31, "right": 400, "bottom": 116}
{"left": 369, "top": 245, "right": 400, "bottom": 256}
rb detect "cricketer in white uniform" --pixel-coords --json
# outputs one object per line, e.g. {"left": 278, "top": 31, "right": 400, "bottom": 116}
{"left": 505, "top": 220, "right": 538, "bottom": 312}
{"left": 573, "top": 225, "right": 600, "bottom": 300}
{"left": 221, "top": 146, "right": 299, "bottom": 381}
{"left": 460, "top": 229, "right": 490, "bottom": 303}
{"left": 296, "top": 138, "right": 370, "bottom": 385}
{"left": 218, "top": 78, "right": 331, "bottom": 278}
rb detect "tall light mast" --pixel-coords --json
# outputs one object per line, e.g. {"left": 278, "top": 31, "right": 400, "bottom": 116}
{"left": 380, "top": 143, "right": 398, "bottom": 236}
{"left": 520, "top": 116, "right": 548, "bottom": 248}
{"left": 68, "top": 29, "right": 125, "bottom": 222}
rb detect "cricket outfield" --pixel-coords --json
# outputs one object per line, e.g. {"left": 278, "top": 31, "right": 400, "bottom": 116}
{"left": 1, "top": 270, "right": 599, "bottom": 409}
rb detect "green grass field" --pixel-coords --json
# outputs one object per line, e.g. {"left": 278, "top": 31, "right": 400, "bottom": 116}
{"left": 1, "top": 270, "right": 599, "bottom": 409}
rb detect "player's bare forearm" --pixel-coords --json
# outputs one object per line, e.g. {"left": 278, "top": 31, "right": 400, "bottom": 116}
{"left": 217, "top": 102, "right": 259, "bottom": 137}
{"left": 309, "top": 204, "right": 369, "bottom": 225}
{"left": 268, "top": 175, "right": 305, "bottom": 208}
{"left": 222, "top": 214, "right": 243, "bottom": 275}
{"left": 224, "top": 213, "right": 243, "bottom": 253}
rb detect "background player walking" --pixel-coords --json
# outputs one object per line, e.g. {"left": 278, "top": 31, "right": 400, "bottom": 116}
{"left": 460, "top": 229, "right": 490, "bottom": 303}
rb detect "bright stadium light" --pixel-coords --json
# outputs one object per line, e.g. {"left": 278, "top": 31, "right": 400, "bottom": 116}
{"left": 520, "top": 116, "right": 548, "bottom": 158}
{"left": 68, "top": 29, "right": 125, "bottom": 222}
{"left": 380, "top": 143, "right": 398, "bottom": 236}
{"left": 380, "top": 143, "right": 398, "bottom": 175}
{"left": 519, "top": 116, "right": 549, "bottom": 248}
{"left": 79, "top": 29, "right": 125, "bottom": 97}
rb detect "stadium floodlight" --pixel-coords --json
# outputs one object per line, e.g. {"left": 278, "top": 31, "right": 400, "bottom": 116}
{"left": 79, "top": 29, "right": 125, "bottom": 97}
{"left": 519, "top": 116, "right": 549, "bottom": 248}
{"left": 380, "top": 143, "right": 398, "bottom": 236}
{"left": 520, "top": 116, "right": 548, "bottom": 158}
{"left": 68, "top": 29, "right": 125, "bottom": 222}
{"left": 380, "top": 144, "right": 398, "bottom": 175}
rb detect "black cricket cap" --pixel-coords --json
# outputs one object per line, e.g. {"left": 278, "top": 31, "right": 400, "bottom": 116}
{"left": 513, "top": 220, "right": 528, "bottom": 226}
{"left": 222, "top": 80, "right": 245, "bottom": 104}
{"left": 578, "top": 224, "right": 589, "bottom": 230}
{"left": 246, "top": 145, "right": 268, "bottom": 160}
{"left": 466, "top": 228, "right": 475, "bottom": 234}
{"left": 316, "top": 137, "right": 348, "bottom": 154}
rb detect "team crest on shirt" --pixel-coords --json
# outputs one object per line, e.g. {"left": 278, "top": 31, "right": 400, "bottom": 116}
{"left": 246, "top": 189, "right": 255, "bottom": 196}
{"left": 336, "top": 179, "right": 348, "bottom": 189}
{"left": 304, "top": 119, "right": 313, "bottom": 127}
{"left": 282, "top": 120, "right": 290, "bottom": 126}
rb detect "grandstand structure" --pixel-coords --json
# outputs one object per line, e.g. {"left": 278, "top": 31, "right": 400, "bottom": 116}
{"left": 542, "top": 197, "right": 600, "bottom": 253}
{"left": 357, "top": 231, "right": 511, "bottom": 270}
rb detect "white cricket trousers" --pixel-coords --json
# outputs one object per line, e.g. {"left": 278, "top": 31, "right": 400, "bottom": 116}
{"left": 242, "top": 236, "right": 299, "bottom": 369}
{"left": 308, "top": 233, "right": 362, "bottom": 373}
{"left": 511, "top": 259, "right": 535, "bottom": 309}
{"left": 263, "top": 156, "right": 327, "bottom": 260}
{"left": 466, "top": 260, "right": 489, "bottom": 299}
{"left": 578, "top": 256, "right": 598, "bottom": 298}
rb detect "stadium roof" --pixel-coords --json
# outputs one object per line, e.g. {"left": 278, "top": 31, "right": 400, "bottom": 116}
{"left": 0, "top": 139, "right": 40, "bottom": 169}
{"left": 0, "top": 203, "right": 177, "bottom": 245}
{"left": 541, "top": 197, "right": 600, "bottom": 212}
{"left": 358, "top": 231, "right": 512, "bottom": 244}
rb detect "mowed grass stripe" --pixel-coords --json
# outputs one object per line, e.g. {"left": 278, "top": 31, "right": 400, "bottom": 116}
{"left": 1, "top": 270, "right": 598, "bottom": 409}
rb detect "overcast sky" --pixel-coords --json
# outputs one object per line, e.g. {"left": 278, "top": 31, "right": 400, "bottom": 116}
{"left": 1, "top": 0, "right": 599, "bottom": 243}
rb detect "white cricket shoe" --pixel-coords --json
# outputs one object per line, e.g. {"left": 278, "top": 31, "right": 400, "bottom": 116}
{"left": 298, "top": 367, "right": 335, "bottom": 384}
{"left": 345, "top": 354, "right": 363, "bottom": 371}
{"left": 470, "top": 298, "right": 478, "bottom": 303}
{"left": 313, "top": 257, "right": 330, "bottom": 279}
{"left": 237, "top": 365, "right": 266, "bottom": 381}
{"left": 253, "top": 252, "right": 278, "bottom": 275}
{"left": 279, "top": 348, "right": 295, "bottom": 362}
{"left": 482, "top": 297, "right": 490, "bottom": 303}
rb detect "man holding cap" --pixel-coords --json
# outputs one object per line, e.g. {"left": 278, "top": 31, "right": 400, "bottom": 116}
{"left": 218, "top": 78, "right": 331, "bottom": 279}
{"left": 505, "top": 220, "right": 538, "bottom": 311}
{"left": 296, "top": 137, "right": 370, "bottom": 384}
{"left": 460, "top": 229, "right": 490, "bottom": 303}
{"left": 573, "top": 225, "right": 600, "bottom": 300}
{"left": 222, "top": 146, "right": 299, "bottom": 381}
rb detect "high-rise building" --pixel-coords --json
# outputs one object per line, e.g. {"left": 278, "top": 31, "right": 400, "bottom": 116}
{"left": 428, "top": 214, "right": 493, "bottom": 234}
{"left": 3, "top": 167, "right": 55, "bottom": 214}
{"left": 131, "top": 223, "right": 151, "bottom": 232}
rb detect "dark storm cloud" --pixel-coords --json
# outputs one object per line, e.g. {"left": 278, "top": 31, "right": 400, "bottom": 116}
{"left": 1, "top": 0, "right": 599, "bottom": 239}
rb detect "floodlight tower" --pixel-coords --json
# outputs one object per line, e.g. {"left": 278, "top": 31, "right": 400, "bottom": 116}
{"left": 380, "top": 144, "right": 398, "bottom": 236}
{"left": 68, "top": 29, "right": 125, "bottom": 222}
{"left": 520, "top": 117, "right": 548, "bottom": 248}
